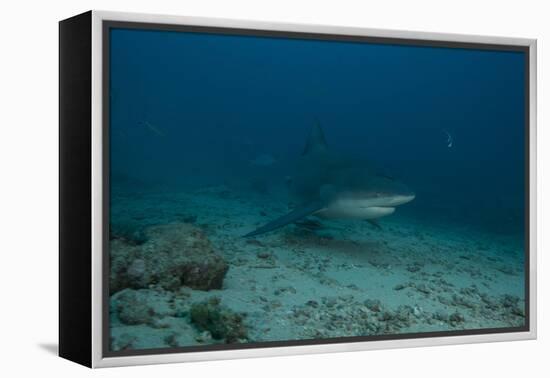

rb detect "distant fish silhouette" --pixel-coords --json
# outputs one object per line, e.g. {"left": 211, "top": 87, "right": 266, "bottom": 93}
{"left": 141, "top": 120, "right": 166, "bottom": 137}
{"left": 443, "top": 129, "right": 453, "bottom": 148}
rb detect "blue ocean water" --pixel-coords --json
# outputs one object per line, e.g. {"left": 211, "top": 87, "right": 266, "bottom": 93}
{"left": 110, "top": 28, "right": 525, "bottom": 234}
{"left": 108, "top": 27, "right": 527, "bottom": 352}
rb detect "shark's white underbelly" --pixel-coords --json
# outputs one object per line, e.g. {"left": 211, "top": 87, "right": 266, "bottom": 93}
{"left": 315, "top": 201, "right": 395, "bottom": 220}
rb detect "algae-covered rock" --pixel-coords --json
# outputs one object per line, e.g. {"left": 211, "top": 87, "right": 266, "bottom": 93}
{"left": 115, "top": 289, "right": 154, "bottom": 325}
{"left": 110, "top": 333, "right": 137, "bottom": 351}
{"left": 110, "top": 222, "right": 149, "bottom": 245}
{"left": 190, "top": 297, "right": 247, "bottom": 343}
{"left": 110, "top": 239, "right": 147, "bottom": 294}
{"left": 143, "top": 223, "right": 228, "bottom": 291}
{"left": 110, "top": 223, "right": 228, "bottom": 293}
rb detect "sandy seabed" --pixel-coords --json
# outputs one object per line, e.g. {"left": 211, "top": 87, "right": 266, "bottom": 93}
{"left": 108, "top": 185, "right": 526, "bottom": 352}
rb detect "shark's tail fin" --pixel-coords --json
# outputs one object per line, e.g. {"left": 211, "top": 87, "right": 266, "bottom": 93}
{"left": 302, "top": 119, "right": 328, "bottom": 156}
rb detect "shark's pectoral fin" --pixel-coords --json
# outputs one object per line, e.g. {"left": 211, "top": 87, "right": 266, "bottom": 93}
{"left": 243, "top": 202, "right": 325, "bottom": 237}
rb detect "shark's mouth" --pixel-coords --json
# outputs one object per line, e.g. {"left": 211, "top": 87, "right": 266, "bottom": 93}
{"left": 317, "top": 205, "right": 396, "bottom": 220}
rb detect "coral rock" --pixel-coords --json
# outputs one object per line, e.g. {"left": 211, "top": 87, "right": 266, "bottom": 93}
{"left": 115, "top": 290, "right": 154, "bottom": 325}
{"left": 110, "top": 223, "right": 228, "bottom": 293}
{"left": 190, "top": 297, "right": 248, "bottom": 343}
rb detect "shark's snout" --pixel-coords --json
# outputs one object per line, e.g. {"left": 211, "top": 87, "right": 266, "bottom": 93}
{"left": 389, "top": 193, "right": 415, "bottom": 206}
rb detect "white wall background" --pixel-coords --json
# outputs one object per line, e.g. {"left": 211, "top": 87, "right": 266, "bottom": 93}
{"left": 0, "top": 0, "right": 546, "bottom": 376}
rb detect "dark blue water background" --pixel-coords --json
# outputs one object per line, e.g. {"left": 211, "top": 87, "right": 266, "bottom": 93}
{"left": 109, "top": 28, "right": 526, "bottom": 236}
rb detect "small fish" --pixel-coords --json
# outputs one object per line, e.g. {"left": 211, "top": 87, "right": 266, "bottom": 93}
{"left": 141, "top": 120, "right": 166, "bottom": 137}
{"left": 443, "top": 129, "right": 453, "bottom": 148}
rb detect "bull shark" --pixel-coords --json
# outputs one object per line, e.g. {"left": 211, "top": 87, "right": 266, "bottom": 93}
{"left": 243, "top": 122, "right": 415, "bottom": 237}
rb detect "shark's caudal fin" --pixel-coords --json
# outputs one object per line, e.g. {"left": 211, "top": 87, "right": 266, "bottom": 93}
{"left": 302, "top": 120, "right": 328, "bottom": 156}
{"left": 243, "top": 202, "right": 325, "bottom": 237}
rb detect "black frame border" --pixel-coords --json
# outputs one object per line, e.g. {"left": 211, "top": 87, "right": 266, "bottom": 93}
{"left": 59, "top": 11, "right": 93, "bottom": 367}
{"left": 101, "top": 20, "right": 531, "bottom": 359}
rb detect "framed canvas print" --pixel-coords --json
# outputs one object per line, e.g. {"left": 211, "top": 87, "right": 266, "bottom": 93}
{"left": 59, "top": 10, "right": 537, "bottom": 368}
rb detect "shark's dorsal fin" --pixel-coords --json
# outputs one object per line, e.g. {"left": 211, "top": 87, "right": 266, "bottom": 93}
{"left": 302, "top": 120, "right": 328, "bottom": 156}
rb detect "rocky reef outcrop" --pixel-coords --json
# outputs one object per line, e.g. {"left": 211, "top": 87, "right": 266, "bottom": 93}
{"left": 190, "top": 297, "right": 248, "bottom": 343}
{"left": 110, "top": 223, "right": 228, "bottom": 294}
